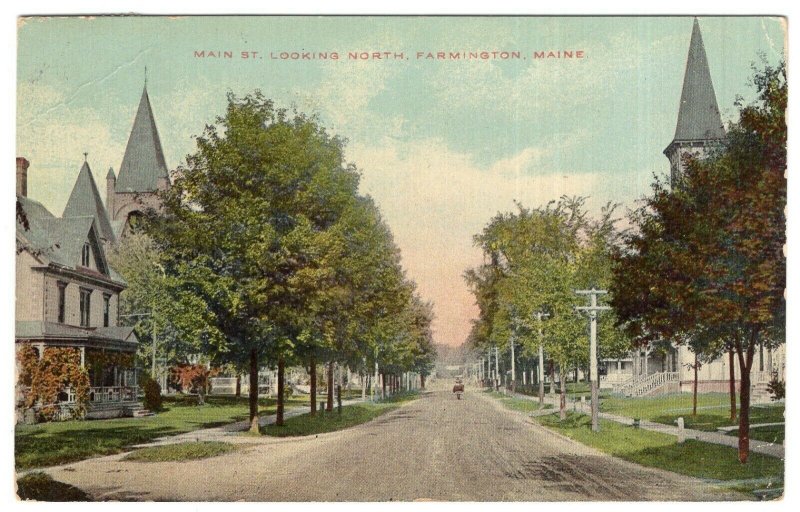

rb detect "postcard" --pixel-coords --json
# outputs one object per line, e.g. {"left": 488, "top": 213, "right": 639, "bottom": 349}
{"left": 14, "top": 15, "right": 786, "bottom": 502}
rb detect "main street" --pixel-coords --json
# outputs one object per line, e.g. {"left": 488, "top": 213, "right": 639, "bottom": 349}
{"left": 45, "top": 388, "right": 744, "bottom": 501}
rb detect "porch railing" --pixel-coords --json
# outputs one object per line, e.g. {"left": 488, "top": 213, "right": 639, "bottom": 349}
{"left": 89, "top": 386, "right": 139, "bottom": 403}
{"left": 616, "top": 371, "right": 678, "bottom": 397}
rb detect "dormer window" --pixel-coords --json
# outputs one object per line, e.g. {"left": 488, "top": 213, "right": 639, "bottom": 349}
{"left": 81, "top": 242, "right": 91, "bottom": 267}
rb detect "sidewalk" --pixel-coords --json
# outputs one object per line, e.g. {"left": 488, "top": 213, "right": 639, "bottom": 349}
{"left": 499, "top": 388, "right": 785, "bottom": 459}
{"left": 135, "top": 397, "right": 366, "bottom": 448}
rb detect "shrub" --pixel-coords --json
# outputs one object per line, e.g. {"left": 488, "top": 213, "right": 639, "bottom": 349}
{"left": 766, "top": 375, "right": 785, "bottom": 401}
{"left": 141, "top": 375, "right": 163, "bottom": 411}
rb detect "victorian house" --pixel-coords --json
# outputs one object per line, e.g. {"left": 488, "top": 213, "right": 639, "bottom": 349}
{"left": 16, "top": 157, "right": 139, "bottom": 421}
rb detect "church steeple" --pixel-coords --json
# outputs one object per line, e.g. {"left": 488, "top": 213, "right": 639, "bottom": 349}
{"left": 673, "top": 18, "right": 725, "bottom": 141}
{"left": 115, "top": 83, "right": 169, "bottom": 193}
{"left": 664, "top": 18, "right": 726, "bottom": 186}
{"left": 63, "top": 160, "right": 116, "bottom": 243}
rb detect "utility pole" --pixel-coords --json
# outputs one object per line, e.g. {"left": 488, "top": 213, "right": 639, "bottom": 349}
{"left": 533, "top": 311, "right": 550, "bottom": 405}
{"left": 510, "top": 335, "right": 516, "bottom": 393}
{"left": 575, "top": 289, "right": 611, "bottom": 433}
{"left": 494, "top": 346, "right": 500, "bottom": 391}
{"left": 487, "top": 347, "right": 492, "bottom": 388}
{"left": 373, "top": 346, "right": 379, "bottom": 402}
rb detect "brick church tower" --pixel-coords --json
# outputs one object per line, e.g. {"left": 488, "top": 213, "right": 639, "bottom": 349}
{"left": 106, "top": 83, "right": 170, "bottom": 237}
{"left": 663, "top": 18, "right": 726, "bottom": 187}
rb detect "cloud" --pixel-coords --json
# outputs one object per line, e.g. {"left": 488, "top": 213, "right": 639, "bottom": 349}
{"left": 351, "top": 136, "right": 645, "bottom": 347}
{"left": 16, "top": 82, "right": 125, "bottom": 214}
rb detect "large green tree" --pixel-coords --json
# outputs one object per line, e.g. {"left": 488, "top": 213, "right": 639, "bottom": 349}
{"left": 611, "top": 62, "right": 786, "bottom": 463}
{"left": 147, "top": 92, "right": 361, "bottom": 432}
{"left": 467, "top": 198, "right": 629, "bottom": 418}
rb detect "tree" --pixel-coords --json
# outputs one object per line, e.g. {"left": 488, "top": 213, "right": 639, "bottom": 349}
{"left": 611, "top": 62, "right": 786, "bottom": 463}
{"left": 147, "top": 92, "right": 362, "bottom": 433}
{"left": 466, "top": 198, "right": 629, "bottom": 419}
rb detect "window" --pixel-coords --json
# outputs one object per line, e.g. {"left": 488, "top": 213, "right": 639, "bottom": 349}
{"left": 103, "top": 294, "right": 111, "bottom": 327}
{"left": 81, "top": 243, "right": 90, "bottom": 267}
{"left": 57, "top": 282, "right": 67, "bottom": 323}
{"left": 79, "top": 288, "right": 91, "bottom": 327}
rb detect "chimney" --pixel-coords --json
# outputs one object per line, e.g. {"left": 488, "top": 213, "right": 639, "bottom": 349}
{"left": 16, "top": 157, "right": 29, "bottom": 197}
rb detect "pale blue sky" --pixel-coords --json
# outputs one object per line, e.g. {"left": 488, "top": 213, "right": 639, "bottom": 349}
{"left": 17, "top": 16, "right": 786, "bottom": 346}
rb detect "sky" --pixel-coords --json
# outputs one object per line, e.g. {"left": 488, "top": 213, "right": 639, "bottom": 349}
{"left": 16, "top": 16, "right": 786, "bottom": 347}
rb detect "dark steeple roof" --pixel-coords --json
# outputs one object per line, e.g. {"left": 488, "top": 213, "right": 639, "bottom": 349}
{"left": 63, "top": 161, "right": 116, "bottom": 243}
{"left": 116, "top": 85, "right": 169, "bottom": 193}
{"left": 672, "top": 18, "right": 726, "bottom": 141}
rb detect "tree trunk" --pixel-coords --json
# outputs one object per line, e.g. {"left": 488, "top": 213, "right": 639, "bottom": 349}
{"left": 361, "top": 371, "right": 367, "bottom": 400}
{"left": 276, "top": 357, "right": 285, "bottom": 426}
{"left": 549, "top": 362, "right": 556, "bottom": 395}
{"left": 728, "top": 349, "right": 737, "bottom": 422}
{"left": 326, "top": 361, "right": 334, "bottom": 411}
{"left": 735, "top": 335, "right": 756, "bottom": 464}
{"left": 235, "top": 374, "right": 241, "bottom": 398}
{"left": 248, "top": 348, "right": 259, "bottom": 433}
{"left": 559, "top": 364, "right": 567, "bottom": 421}
{"left": 420, "top": 374, "right": 426, "bottom": 389}
{"left": 381, "top": 372, "right": 387, "bottom": 398}
{"left": 198, "top": 381, "right": 206, "bottom": 405}
{"left": 309, "top": 356, "right": 317, "bottom": 416}
{"left": 692, "top": 353, "right": 698, "bottom": 416}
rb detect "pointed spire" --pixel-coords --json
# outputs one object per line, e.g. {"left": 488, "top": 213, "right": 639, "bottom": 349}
{"left": 116, "top": 83, "right": 169, "bottom": 193}
{"left": 63, "top": 160, "right": 116, "bottom": 243}
{"left": 106, "top": 166, "right": 116, "bottom": 179}
{"left": 672, "top": 18, "right": 725, "bottom": 141}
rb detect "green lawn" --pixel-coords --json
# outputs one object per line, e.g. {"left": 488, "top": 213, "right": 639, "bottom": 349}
{"left": 16, "top": 472, "right": 91, "bottom": 501}
{"left": 263, "top": 391, "right": 418, "bottom": 437}
{"left": 534, "top": 412, "right": 783, "bottom": 497}
{"left": 601, "top": 393, "right": 784, "bottom": 444}
{"left": 15, "top": 395, "right": 306, "bottom": 470}
{"left": 488, "top": 391, "right": 553, "bottom": 413}
{"left": 727, "top": 424, "right": 785, "bottom": 445}
{"left": 514, "top": 382, "right": 611, "bottom": 400}
{"left": 123, "top": 441, "right": 239, "bottom": 462}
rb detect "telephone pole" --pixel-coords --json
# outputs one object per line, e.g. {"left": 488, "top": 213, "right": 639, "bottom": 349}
{"left": 533, "top": 311, "right": 550, "bottom": 405}
{"left": 510, "top": 334, "right": 516, "bottom": 393}
{"left": 575, "top": 288, "right": 611, "bottom": 432}
{"left": 494, "top": 346, "right": 500, "bottom": 391}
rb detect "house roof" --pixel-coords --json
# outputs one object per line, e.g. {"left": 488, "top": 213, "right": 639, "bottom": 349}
{"left": 116, "top": 86, "right": 169, "bottom": 193}
{"left": 63, "top": 161, "right": 116, "bottom": 243}
{"left": 17, "top": 195, "right": 124, "bottom": 284}
{"left": 672, "top": 19, "right": 726, "bottom": 142}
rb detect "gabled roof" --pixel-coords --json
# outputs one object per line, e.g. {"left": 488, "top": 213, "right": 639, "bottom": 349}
{"left": 116, "top": 86, "right": 169, "bottom": 193}
{"left": 672, "top": 18, "right": 726, "bottom": 142}
{"left": 63, "top": 161, "right": 116, "bottom": 243}
{"left": 16, "top": 197, "right": 124, "bottom": 285}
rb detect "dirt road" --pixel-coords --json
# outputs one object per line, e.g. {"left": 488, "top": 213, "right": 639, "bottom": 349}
{"left": 45, "top": 389, "right": 743, "bottom": 501}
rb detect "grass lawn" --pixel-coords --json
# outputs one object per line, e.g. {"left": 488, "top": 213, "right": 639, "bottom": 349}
{"left": 123, "top": 441, "right": 238, "bottom": 462}
{"left": 514, "top": 382, "right": 611, "bottom": 400}
{"left": 534, "top": 412, "right": 783, "bottom": 497}
{"left": 263, "top": 391, "right": 418, "bottom": 437}
{"left": 487, "top": 391, "right": 553, "bottom": 413}
{"left": 727, "top": 424, "right": 785, "bottom": 445}
{"left": 16, "top": 472, "right": 91, "bottom": 501}
{"left": 15, "top": 394, "right": 306, "bottom": 470}
{"left": 601, "top": 393, "right": 785, "bottom": 444}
